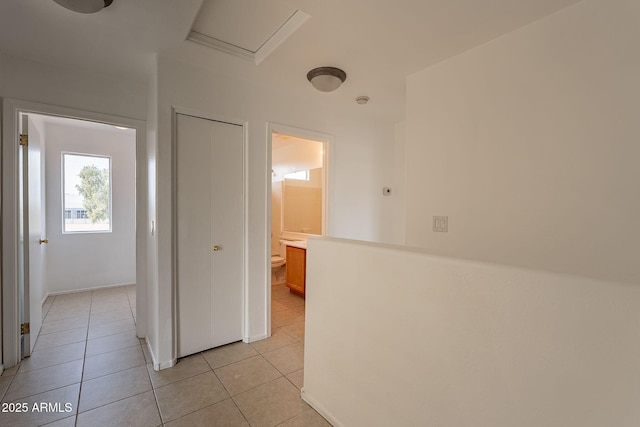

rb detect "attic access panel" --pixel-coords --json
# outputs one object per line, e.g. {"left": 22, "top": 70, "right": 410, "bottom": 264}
{"left": 188, "top": 0, "right": 309, "bottom": 64}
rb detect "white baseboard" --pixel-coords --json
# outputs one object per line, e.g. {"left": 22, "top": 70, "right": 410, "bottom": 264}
{"left": 41, "top": 292, "right": 49, "bottom": 306}
{"left": 145, "top": 339, "right": 175, "bottom": 371}
{"left": 246, "top": 333, "right": 269, "bottom": 343}
{"left": 156, "top": 359, "right": 176, "bottom": 371}
{"left": 48, "top": 282, "right": 136, "bottom": 296}
{"left": 301, "top": 389, "right": 343, "bottom": 427}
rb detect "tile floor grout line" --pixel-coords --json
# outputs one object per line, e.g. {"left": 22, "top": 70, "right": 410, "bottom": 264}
{"left": 76, "top": 294, "right": 147, "bottom": 424}
{"left": 145, "top": 352, "right": 213, "bottom": 390}
{"left": 31, "top": 338, "right": 88, "bottom": 354}
{"left": 148, "top": 363, "right": 166, "bottom": 425}
{"left": 231, "top": 396, "right": 253, "bottom": 427}
{"left": 275, "top": 409, "right": 308, "bottom": 427}
{"left": 0, "top": 371, "right": 18, "bottom": 403}
{"left": 39, "top": 320, "right": 90, "bottom": 334}
{"left": 77, "top": 387, "right": 151, "bottom": 418}
{"left": 3, "top": 295, "right": 86, "bottom": 405}
{"left": 125, "top": 286, "right": 136, "bottom": 322}
{"left": 2, "top": 381, "right": 83, "bottom": 405}
{"left": 3, "top": 285, "right": 316, "bottom": 425}
{"left": 82, "top": 360, "right": 148, "bottom": 383}
{"left": 9, "top": 356, "right": 86, "bottom": 378}
{"left": 210, "top": 357, "right": 240, "bottom": 398}
{"left": 73, "top": 290, "right": 96, "bottom": 427}
{"left": 83, "top": 342, "right": 142, "bottom": 360}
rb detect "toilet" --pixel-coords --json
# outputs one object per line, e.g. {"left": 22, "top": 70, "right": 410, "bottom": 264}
{"left": 271, "top": 255, "right": 286, "bottom": 285}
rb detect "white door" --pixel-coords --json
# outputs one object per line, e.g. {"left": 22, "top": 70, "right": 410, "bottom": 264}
{"left": 19, "top": 114, "right": 46, "bottom": 357}
{"left": 176, "top": 113, "right": 244, "bottom": 358}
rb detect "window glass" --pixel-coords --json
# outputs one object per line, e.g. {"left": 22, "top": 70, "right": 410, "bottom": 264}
{"left": 63, "top": 153, "right": 111, "bottom": 232}
{"left": 284, "top": 170, "right": 309, "bottom": 181}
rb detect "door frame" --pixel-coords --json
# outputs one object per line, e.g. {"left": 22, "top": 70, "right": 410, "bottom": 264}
{"left": 1, "top": 98, "right": 147, "bottom": 369}
{"left": 170, "top": 106, "right": 249, "bottom": 358}
{"left": 266, "top": 122, "right": 332, "bottom": 334}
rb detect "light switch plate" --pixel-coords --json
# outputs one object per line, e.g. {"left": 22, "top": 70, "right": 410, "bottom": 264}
{"left": 433, "top": 216, "right": 448, "bottom": 232}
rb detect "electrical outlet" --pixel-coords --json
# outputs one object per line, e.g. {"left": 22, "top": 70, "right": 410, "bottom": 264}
{"left": 433, "top": 216, "right": 448, "bottom": 232}
{"left": 383, "top": 187, "right": 392, "bottom": 196}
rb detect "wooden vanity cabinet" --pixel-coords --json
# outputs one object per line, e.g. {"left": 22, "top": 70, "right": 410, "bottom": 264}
{"left": 286, "top": 246, "right": 306, "bottom": 297}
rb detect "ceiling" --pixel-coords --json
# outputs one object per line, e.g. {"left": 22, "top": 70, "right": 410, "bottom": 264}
{"left": 189, "top": 0, "right": 309, "bottom": 63}
{"left": 0, "top": 0, "right": 583, "bottom": 122}
{"left": 272, "top": 133, "right": 323, "bottom": 176}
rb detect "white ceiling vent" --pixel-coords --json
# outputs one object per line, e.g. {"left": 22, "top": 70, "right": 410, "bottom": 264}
{"left": 188, "top": 0, "right": 310, "bottom": 65}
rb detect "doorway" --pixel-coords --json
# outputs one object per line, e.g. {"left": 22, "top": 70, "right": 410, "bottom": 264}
{"left": 2, "top": 99, "right": 146, "bottom": 369}
{"left": 267, "top": 123, "right": 330, "bottom": 334}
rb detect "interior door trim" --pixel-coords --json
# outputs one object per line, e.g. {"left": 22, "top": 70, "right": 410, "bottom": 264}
{"left": 266, "top": 122, "right": 332, "bottom": 336}
{"left": 1, "top": 98, "right": 147, "bottom": 369}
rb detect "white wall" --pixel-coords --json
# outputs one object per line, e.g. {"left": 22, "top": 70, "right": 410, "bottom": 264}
{"left": 149, "top": 55, "right": 397, "bottom": 367}
{"left": 0, "top": 54, "right": 146, "bottom": 120}
{"left": 1, "top": 55, "right": 148, "bottom": 368}
{"left": 392, "top": 121, "right": 406, "bottom": 244}
{"left": 304, "top": 237, "right": 640, "bottom": 427}
{"left": 271, "top": 182, "right": 283, "bottom": 255}
{"left": 404, "top": 0, "right": 640, "bottom": 285}
{"left": 44, "top": 122, "right": 136, "bottom": 293}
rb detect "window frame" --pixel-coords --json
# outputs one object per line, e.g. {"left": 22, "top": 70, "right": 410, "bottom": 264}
{"left": 61, "top": 152, "right": 113, "bottom": 234}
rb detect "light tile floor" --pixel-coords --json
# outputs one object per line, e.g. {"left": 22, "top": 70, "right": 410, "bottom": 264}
{"left": 0, "top": 284, "right": 331, "bottom": 426}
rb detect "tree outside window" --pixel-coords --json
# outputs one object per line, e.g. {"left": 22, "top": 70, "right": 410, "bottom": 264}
{"left": 63, "top": 153, "right": 111, "bottom": 232}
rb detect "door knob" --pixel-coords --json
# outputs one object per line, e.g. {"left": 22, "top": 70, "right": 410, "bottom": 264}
{"left": 213, "top": 245, "right": 220, "bottom": 252}
{"left": 39, "top": 238, "right": 49, "bottom": 244}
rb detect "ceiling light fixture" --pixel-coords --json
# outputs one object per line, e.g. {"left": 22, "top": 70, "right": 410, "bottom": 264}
{"left": 307, "top": 67, "right": 347, "bottom": 92}
{"left": 53, "top": 0, "right": 113, "bottom": 14}
{"left": 355, "top": 96, "right": 370, "bottom": 105}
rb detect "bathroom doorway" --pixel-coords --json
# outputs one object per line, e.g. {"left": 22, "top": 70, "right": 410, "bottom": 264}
{"left": 267, "top": 123, "right": 330, "bottom": 333}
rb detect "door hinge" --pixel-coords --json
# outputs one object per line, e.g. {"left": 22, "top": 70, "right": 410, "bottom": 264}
{"left": 21, "top": 323, "right": 30, "bottom": 335}
{"left": 19, "top": 134, "right": 28, "bottom": 147}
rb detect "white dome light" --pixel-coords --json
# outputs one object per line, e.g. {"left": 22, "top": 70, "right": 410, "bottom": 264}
{"left": 307, "top": 67, "right": 347, "bottom": 92}
{"left": 53, "top": 0, "right": 113, "bottom": 14}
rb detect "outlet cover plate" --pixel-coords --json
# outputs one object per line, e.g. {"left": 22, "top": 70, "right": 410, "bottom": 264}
{"left": 433, "top": 216, "right": 448, "bottom": 232}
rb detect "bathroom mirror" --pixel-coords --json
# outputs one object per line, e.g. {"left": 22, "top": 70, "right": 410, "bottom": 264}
{"left": 271, "top": 131, "right": 326, "bottom": 237}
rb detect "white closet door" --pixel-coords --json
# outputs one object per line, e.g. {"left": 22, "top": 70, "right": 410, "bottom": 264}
{"left": 176, "top": 113, "right": 244, "bottom": 358}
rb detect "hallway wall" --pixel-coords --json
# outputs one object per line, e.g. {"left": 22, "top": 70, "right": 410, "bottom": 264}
{"left": 44, "top": 121, "right": 136, "bottom": 294}
{"left": 148, "top": 55, "right": 398, "bottom": 367}
{"left": 305, "top": 237, "right": 640, "bottom": 426}
{"left": 1, "top": 55, "right": 148, "bottom": 368}
{"left": 404, "top": 0, "right": 640, "bottom": 285}
{"left": 0, "top": 54, "right": 146, "bottom": 120}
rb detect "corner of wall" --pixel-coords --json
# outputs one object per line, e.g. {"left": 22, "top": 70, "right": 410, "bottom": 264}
{"left": 0, "top": 52, "right": 4, "bottom": 95}
{"left": 144, "top": 336, "right": 175, "bottom": 371}
{"left": 144, "top": 55, "right": 160, "bottom": 368}
{"left": 393, "top": 121, "right": 407, "bottom": 245}
{"left": 301, "top": 389, "right": 344, "bottom": 427}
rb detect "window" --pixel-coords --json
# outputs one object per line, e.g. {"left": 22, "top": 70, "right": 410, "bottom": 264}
{"left": 63, "top": 153, "right": 111, "bottom": 232}
{"left": 284, "top": 170, "right": 309, "bottom": 181}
